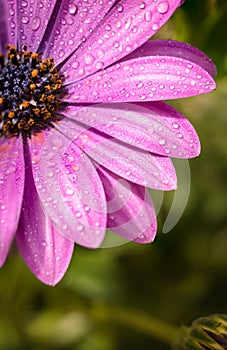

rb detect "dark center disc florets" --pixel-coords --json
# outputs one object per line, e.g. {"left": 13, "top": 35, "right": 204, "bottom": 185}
{"left": 0, "top": 45, "right": 65, "bottom": 138}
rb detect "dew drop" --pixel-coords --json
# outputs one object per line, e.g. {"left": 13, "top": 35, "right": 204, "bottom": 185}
{"left": 62, "top": 223, "right": 68, "bottom": 230}
{"left": 66, "top": 188, "right": 74, "bottom": 195}
{"left": 157, "top": 1, "right": 169, "bottom": 14}
{"left": 68, "top": 2, "right": 78, "bottom": 15}
{"left": 152, "top": 23, "right": 159, "bottom": 31}
{"left": 190, "top": 80, "right": 196, "bottom": 86}
{"left": 177, "top": 133, "right": 183, "bottom": 139}
{"left": 159, "top": 139, "right": 166, "bottom": 145}
{"left": 31, "top": 16, "right": 41, "bottom": 31}
{"left": 72, "top": 61, "right": 80, "bottom": 69}
{"left": 95, "top": 61, "right": 104, "bottom": 70}
{"left": 124, "top": 17, "right": 132, "bottom": 30}
{"left": 21, "top": 0, "right": 28, "bottom": 7}
{"left": 21, "top": 16, "right": 29, "bottom": 24}
{"left": 59, "top": 49, "right": 65, "bottom": 58}
{"left": 117, "top": 4, "right": 123, "bottom": 12}
{"left": 144, "top": 10, "right": 152, "bottom": 22}
{"left": 139, "top": 2, "right": 146, "bottom": 9}
{"left": 84, "top": 53, "right": 95, "bottom": 65}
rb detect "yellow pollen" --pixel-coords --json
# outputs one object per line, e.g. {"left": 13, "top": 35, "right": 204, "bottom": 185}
{"left": 22, "top": 101, "right": 30, "bottom": 109}
{"left": 30, "top": 83, "right": 36, "bottom": 90}
{"left": 1, "top": 44, "right": 65, "bottom": 138}
{"left": 8, "top": 111, "right": 15, "bottom": 118}
{"left": 31, "top": 69, "right": 38, "bottom": 78}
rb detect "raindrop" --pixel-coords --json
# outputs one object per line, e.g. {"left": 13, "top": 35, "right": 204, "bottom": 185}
{"left": 124, "top": 18, "right": 132, "bottom": 30}
{"left": 21, "top": 0, "right": 28, "bottom": 7}
{"left": 157, "top": 1, "right": 169, "bottom": 14}
{"left": 58, "top": 49, "right": 65, "bottom": 58}
{"left": 21, "top": 16, "right": 29, "bottom": 24}
{"left": 62, "top": 224, "right": 68, "bottom": 230}
{"left": 95, "top": 61, "right": 104, "bottom": 69}
{"left": 66, "top": 188, "right": 74, "bottom": 195}
{"left": 117, "top": 4, "right": 123, "bottom": 12}
{"left": 31, "top": 16, "right": 41, "bottom": 31}
{"left": 159, "top": 139, "right": 166, "bottom": 145}
{"left": 144, "top": 10, "right": 152, "bottom": 22}
{"left": 84, "top": 53, "right": 95, "bottom": 65}
{"left": 68, "top": 3, "right": 78, "bottom": 15}
{"left": 152, "top": 23, "right": 159, "bottom": 31}
{"left": 72, "top": 61, "right": 80, "bottom": 69}
{"left": 139, "top": 2, "right": 146, "bottom": 9}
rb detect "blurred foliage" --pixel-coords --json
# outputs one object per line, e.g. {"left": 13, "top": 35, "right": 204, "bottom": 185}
{"left": 1, "top": 0, "right": 227, "bottom": 349}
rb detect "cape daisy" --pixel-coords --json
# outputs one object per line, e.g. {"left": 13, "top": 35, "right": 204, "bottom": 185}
{"left": 0, "top": 0, "right": 216, "bottom": 285}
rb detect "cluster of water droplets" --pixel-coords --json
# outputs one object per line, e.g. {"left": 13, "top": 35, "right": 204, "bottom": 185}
{"left": 62, "top": 0, "right": 172, "bottom": 83}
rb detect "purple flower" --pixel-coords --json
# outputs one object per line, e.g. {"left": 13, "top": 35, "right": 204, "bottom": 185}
{"left": 0, "top": 0, "right": 216, "bottom": 285}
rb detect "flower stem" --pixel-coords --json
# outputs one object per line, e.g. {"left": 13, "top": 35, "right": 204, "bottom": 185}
{"left": 91, "top": 304, "right": 181, "bottom": 346}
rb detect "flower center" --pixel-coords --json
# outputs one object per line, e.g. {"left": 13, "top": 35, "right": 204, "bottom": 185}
{"left": 0, "top": 45, "right": 64, "bottom": 138}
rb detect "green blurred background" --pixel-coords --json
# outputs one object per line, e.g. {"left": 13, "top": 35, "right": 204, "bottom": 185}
{"left": 1, "top": 0, "right": 227, "bottom": 349}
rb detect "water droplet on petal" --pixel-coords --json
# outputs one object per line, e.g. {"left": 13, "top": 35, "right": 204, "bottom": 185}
{"left": 139, "top": 2, "right": 146, "bottom": 9}
{"left": 152, "top": 23, "right": 159, "bottom": 31}
{"left": 159, "top": 139, "right": 166, "bottom": 145}
{"left": 117, "top": 4, "right": 123, "bottom": 12}
{"left": 21, "top": 16, "right": 29, "bottom": 24}
{"left": 21, "top": 0, "right": 28, "bottom": 7}
{"left": 77, "top": 225, "right": 84, "bottom": 232}
{"left": 157, "top": 1, "right": 169, "bottom": 14}
{"left": 31, "top": 16, "right": 41, "bottom": 31}
{"left": 68, "top": 2, "right": 78, "bottom": 15}
{"left": 41, "top": 240, "right": 47, "bottom": 247}
{"left": 144, "top": 10, "right": 152, "bottom": 22}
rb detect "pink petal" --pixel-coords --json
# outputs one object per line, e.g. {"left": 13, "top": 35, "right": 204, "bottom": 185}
{"left": 126, "top": 40, "right": 217, "bottom": 78}
{"left": 1, "top": 0, "right": 17, "bottom": 49}
{"left": 17, "top": 0, "right": 58, "bottom": 51}
{"left": 63, "top": 122, "right": 177, "bottom": 190}
{"left": 0, "top": 137, "right": 24, "bottom": 267}
{"left": 30, "top": 121, "right": 107, "bottom": 248}
{"left": 62, "top": 0, "right": 182, "bottom": 83}
{"left": 17, "top": 142, "right": 74, "bottom": 285}
{"left": 65, "top": 51, "right": 216, "bottom": 103}
{"left": 97, "top": 166, "right": 156, "bottom": 243}
{"left": 65, "top": 101, "right": 200, "bottom": 158}
{"left": 42, "top": 0, "right": 115, "bottom": 65}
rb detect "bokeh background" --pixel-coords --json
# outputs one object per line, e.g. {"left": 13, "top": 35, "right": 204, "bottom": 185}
{"left": 1, "top": 0, "right": 227, "bottom": 349}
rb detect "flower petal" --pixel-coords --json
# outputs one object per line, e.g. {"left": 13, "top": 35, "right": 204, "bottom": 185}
{"left": 29, "top": 121, "right": 107, "bottom": 248}
{"left": 97, "top": 166, "right": 156, "bottom": 243}
{"left": 65, "top": 101, "right": 200, "bottom": 158}
{"left": 0, "top": 137, "right": 24, "bottom": 267}
{"left": 62, "top": 0, "right": 182, "bottom": 83}
{"left": 42, "top": 0, "right": 115, "bottom": 64}
{"left": 62, "top": 121, "right": 177, "bottom": 190}
{"left": 17, "top": 0, "right": 58, "bottom": 51}
{"left": 16, "top": 142, "right": 74, "bottom": 285}
{"left": 65, "top": 48, "right": 216, "bottom": 103}
{"left": 0, "top": 0, "right": 16, "bottom": 50}
{"left": 126, "top": 40, "right": 217, "bottom": 78}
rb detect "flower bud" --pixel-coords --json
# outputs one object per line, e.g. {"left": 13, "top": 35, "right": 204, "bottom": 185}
{"left": 184, "top": 314, "right": 227, "bottom": 350}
